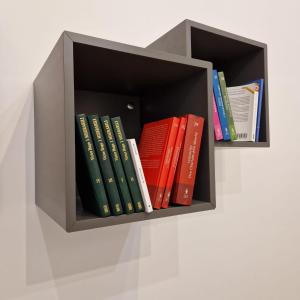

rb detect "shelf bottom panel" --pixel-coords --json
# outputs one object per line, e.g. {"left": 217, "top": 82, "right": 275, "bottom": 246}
{"left": 71, "top": 201, "right": 214, "bottom": 231}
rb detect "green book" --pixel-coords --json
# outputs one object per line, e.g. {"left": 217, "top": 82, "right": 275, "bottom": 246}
{"left": 100, "top": 116, "right": 135, "bottom": 214}
{"left": 218, "top": 71, "right": 237, "bottom": 141}
{"left": 88, "top": 115, "right": 123, "bottom": 216}
{"left": 75, "top": 114, "right": 111, "bottom": 217}
{"left": 111, "top": 117, "right": 145, "bottom": 212}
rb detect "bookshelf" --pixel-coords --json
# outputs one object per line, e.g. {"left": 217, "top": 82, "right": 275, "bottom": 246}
{"left": 34, "top": 31, "right": 216, "bottom": 232}
{"left": 147, "top": 20, "right": 270, "bottom": 147}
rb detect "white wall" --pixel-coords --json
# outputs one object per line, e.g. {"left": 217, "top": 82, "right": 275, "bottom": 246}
{"left": 1, "top": 0, "right": 300, "bottom": 299}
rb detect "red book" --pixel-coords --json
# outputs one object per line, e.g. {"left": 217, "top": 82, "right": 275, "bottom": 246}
{"left": 171, "top": 114, "right": 204, "bottom": 206}
{"left": 161, "top": 117, "right": 187, "bottom": 208}
{"left": 138, "top": 117, "right": 180, "bottom": 209}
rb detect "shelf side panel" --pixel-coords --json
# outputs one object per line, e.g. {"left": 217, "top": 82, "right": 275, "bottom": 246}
{"left": 34, "top": 34, "right": 67, "bottom": 230}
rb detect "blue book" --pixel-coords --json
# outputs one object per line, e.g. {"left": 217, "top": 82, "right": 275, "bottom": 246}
{"left": 248, "top": 79, "right": 264, "bottom": 142}
{"left": 212, "top": 70, "right": 230, "bottom": 141}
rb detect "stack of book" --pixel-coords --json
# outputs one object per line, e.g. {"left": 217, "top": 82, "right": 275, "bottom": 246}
{"left": 212, "top": 70, "right": 264, "bottom": 142}
{"left": 76, "top": 114, "right": 152, "bottom": 217}
{"left": 76, "top": 113, "right": 205, "bottom": 217}
{"left": 138, "top": 114, "right": 204, "bottom": 209}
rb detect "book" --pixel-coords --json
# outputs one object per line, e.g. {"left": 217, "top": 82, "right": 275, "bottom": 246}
{"left": 212, "top": 93, "right": 223, "bottom": 141}
{"left": 111, "top": 117, "right": 145, "bottom": 213}
{"left": 87, "top": 115, "right": 123, "bottom": 216}
{"left": 138, "top": 117, "right": 180, "bottom": 209}
{"left": 212, "top": 70, "right": 230, "bottom": 141}
{"left": 100, "top": 116, "right": 135, "bottom": 214}
{"left": 252, "top": 79, "right": 264, "bottom": 142}
{"left": 218, "top": 71, "right": 237, "bottom": 141}
{"left": 161, "top": 117, "right": 187, "bottom": 208}
{"left": 227, "top": 82, "right": 259, "bottom": 142}
{"left": 75, "top": 114, "right": 111, "bottom": 217}
{"left": 127, "top": 139, "right": 153, "bottom": 213}
{"left": 171, "top": 114, "right": 204, "bottom": 206}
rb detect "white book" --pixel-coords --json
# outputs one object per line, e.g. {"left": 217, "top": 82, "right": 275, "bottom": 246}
{"left": 127, "top": 139, "right": 153, "bottom": 213}
{"left": 227, "top": 83, "right": 259, "bottom": 142}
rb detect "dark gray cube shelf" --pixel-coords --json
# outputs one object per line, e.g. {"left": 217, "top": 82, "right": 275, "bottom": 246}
{"left": 148, "top": 20, "right": 270, "bottom": 147}
{"left": 34, "top": 31, "right": 216, "bottom": 232}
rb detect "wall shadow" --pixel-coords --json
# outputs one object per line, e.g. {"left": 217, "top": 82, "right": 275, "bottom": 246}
{"left": 24, "top": 85, "right": 179, "bottom": 299}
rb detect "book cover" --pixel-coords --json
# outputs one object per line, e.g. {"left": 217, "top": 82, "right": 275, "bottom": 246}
{"left": 161, "top": 117, "right": 187, "bottom": 208}
{"left": 111, "top": 117, "right": 145, "bottom": 213}
{"left": 138, "top": 117, "right": 180, "bottom": 209}
{"left": 171, "top": 114, "right": 204, "bottom": 206}
{"left": 100, "top": 116, "right": 135, "bottom": 214}
{"left": 218, "top": 71, "right": 237, "bottom": 141}
{"left": 127, "top": 139, "right": 153, "bottom": 213}
{"left": 212, "top": 70, "right": 230, "bottom": 141}
{"left": 212, "top": 93, "right": 223, "bottom": 141}
{"left": 227, "top": 83, "right": 259, "bottom": 142}
{"left": 75, "top": 114, "right": 111, "bottom": 217}
{"left": 88, "top": 115, "right": 123, "bottom": 216}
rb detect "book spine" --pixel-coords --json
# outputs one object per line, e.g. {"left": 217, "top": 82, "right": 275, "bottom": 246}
{"left": 255, "top": 79, "right": 264, "bottom": 142}
{"left": 111, "top": 117, "right": 144, "bottom": 212}
{"left": 161, "top": 117, "right": 187, "bottom": 208}
{"left": 212, "top": 93, "right": 223, "bottom": 141}
{"left": 218, "top": 71, "right": 237, "bottom": 141}
{"left": 75, "top": 114, "right": 111, "bottom": 217}
{"left": 212, "top": 70, "right": 230, "bottom": 141}
{"left": 87, "top": 115, "right": 123, "bottom": 216}
{"left": 127, "top": 139, "right": 153, "bottom": 213}
{"left": 100, "top": 116, "right": 135, "bottom": 214}
{"left": 251, "top": 91, "right": 259, "bottom": 142}
{"left": 153, "top": 117, "right": 180, "bottom": 209}
{"left": 171, "top": 115, "right": 204, "bottom": 206}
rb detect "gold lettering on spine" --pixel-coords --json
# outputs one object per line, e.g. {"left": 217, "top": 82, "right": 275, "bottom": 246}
{"left": 103, "top": 120, "right": 113, "bottom": 141}
{"left": 92, "top": 118, "right": 107, "bottom": 161}
{"left": 115, "top": 120, "right": 129, "bottom": 161}
{"left": 80, "top": 117, "right": 95, "bottom": 161}
{"left": 114, "top": 121, "right": 123, "bottom": 141}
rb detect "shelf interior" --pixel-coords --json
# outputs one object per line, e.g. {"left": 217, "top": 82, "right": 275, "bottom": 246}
{"left": 190, "top": 27, "right": 267, "bottom": 143}
{"left": 73, "top": 42, "right": 213, "bottom": 220}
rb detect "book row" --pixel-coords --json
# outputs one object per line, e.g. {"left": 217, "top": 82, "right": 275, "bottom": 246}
{"left": 76, "top": 114, "right": 204, "bottom": 217}
{"left": 212, "top": 70, "right": 264, "bottom": 142}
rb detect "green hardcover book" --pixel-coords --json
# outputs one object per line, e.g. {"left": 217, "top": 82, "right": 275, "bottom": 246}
{"left": 111, "top": 117, "right": 145, "bottom": 212}
{"left": 100, "top": 116, "right": 135, "bottom": 214}
{"left": 88, "top": 115, "right": 123, "bottom": 216}
{"left": 75, "top": 114, "right": 111, "bottom": 217}
{"left": 218, "top": 71, "right": 237, "bottom": 141}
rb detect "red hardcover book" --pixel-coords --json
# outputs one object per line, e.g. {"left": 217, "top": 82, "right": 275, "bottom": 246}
{"left": 161, "top": 117, "right": 187, "bottom": 208}
{"left": 171, "top": 114, "right": 204, "bottom": 206}
{"left": 138, "top": 117, "right": 180, "bottom": 209}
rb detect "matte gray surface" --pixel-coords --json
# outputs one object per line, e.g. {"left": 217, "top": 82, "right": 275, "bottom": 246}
{"left": 148, "top": 19, "right": 270, "bottom": 147}
{"left": 34, "top": 31, "right": 216, "bottom": 232}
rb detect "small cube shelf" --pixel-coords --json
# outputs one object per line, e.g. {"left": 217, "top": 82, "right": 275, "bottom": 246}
{"left": 147, "top": 20, "right": 270, "bottom": 147}
{"left": 34, "top": 31, "right": 216, "bottom": 232}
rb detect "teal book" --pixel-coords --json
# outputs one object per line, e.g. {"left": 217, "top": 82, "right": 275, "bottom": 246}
{"left": 88, "top": 115, "right": 123, "bottom": 216}
{"left": 218, "top": 71, "right": 237, "bottom": 141}
{"left": 100, "top": 116, "right": 135, "bottom": 214}
{"left": 111, "top": 117, "right": 145, "bottom": 212}
{"left": 75, "top": 114, "right": 111, "bottom": 217}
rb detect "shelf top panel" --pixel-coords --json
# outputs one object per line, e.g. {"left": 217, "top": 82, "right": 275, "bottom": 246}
{"left": 65, "top": 31, "right": 212, "bottom": 70}
{"left": 184, "top": 19, "right": 267, "bottom": 49}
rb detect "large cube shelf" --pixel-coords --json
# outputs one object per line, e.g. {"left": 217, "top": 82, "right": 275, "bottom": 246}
{"left": 147, "top": 20, "right": 270, "bottom": 147}
{"left": 34, "top": 31, "right": 216, "bottom": 232}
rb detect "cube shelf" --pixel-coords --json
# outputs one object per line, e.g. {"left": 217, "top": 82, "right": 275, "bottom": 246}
{"left": 34, "top": 31, "right": 216, "bottom": 232}
{"left": 147, "top": 19, "right": 270, "bottom": 147}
